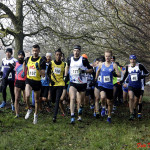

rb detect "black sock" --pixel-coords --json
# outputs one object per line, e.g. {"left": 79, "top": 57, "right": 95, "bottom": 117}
{"left": 138, "top": 103, "right": 142, "bottom": 113}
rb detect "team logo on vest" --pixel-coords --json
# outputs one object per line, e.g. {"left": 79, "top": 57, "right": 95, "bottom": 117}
{"left": 109, "top": 69, "right": 112, "bottom": 72}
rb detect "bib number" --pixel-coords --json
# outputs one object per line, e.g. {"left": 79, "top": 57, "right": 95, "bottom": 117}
{"left": 104, "top": 76, "right": 110, "bottom": 83}
{"left": 131, "top": 74, "right": 138, "bottom": 81}
{"left": 71, "top": 69, "right": 79, "bottom": 75}
{"left": 29, "top": 69, "right": 36, "bottom": 77}
{"left": 8, "top": 73, "right": 12, "bottom": 79}
{"left": 54, "top": 67, "right": 61, "bottom": 75}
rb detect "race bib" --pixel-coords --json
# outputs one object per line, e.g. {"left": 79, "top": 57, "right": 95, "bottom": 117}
{"left": 70, "top": 69, "right": 79, "bottom": 75}
{"left": 131, "top": 74, "right": 138, "bottom": 81}
{"left": 8, "top": 73, "right": 12, "bottom": 79}
{"left": 29, "top": 69, "right": 36, "bottom": 77}
{"left": 54, "top": 67, "right": 61, "bottom": 74}
{"left": 104, "top": 76, "right": 110, "bottom": 83}
{"left": 98, "top": 76, "right": 101, "bottom": 82}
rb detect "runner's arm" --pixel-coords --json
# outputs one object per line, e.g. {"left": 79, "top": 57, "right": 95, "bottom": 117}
{"left": 95, "top": 63, "right": 102, "bottom": 80}
{"left": 113, "top": 63, "right": 121, "bottom": 77}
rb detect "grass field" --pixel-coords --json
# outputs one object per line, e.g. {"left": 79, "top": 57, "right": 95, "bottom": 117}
{"left": 0, "top": 91, "right": 150, "bottom": 150}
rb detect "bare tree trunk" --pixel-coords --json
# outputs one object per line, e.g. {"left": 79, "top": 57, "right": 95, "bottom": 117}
{"left": 14, "top": 34, "right": 24, "bottom": 58}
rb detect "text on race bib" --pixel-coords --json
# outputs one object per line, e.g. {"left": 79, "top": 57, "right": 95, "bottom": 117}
{"left": 8, "top": 73, "right": 12, "bottom": 79}
{"left": 70, "top": 69, "right": 79, "bottom": 75}
{"left": 54, "top": 67, "right": 61, "bottom": 74}
{"left": 104, "top": 76, "right": 110, "bottom": 83}
{"left": 98, "top": 76, "right": 101, "bottom": 82}
{"left": 131, "top": 74, "right": 138, "bottom": 81}
{"left": 29, "top": 69, "right": 36, "bottom": 77}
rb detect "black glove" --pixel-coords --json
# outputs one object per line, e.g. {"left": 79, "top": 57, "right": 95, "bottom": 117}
{"left": 119, "top": 80, "right": 124, "bottom": 85}
{"left": 0, "top": 72, "right": 3, "bottom": 76}
{"left": 78, "top": 68, "right": 86, "bottom": 74}
{"left": 50, "top": 80, "right": 55, "bottom": 86}
{"left": 140, "top": 75, "right": 145, "bottom": 79}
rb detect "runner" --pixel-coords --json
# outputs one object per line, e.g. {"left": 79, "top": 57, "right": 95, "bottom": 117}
{"left": 23, "top": 44, "right": 46, "bottom": 124}
{"left": 14, "top": 50, "right": 27, "bottom": 117}
{"left": 65, "top": 45, "right": 93, "bottom": 124}
{"left": 120, "top": 55, "right": 149, "bottom": 120}
{"left": 95, "top": 50, "right": 121, "bottom": 123}
{"left": 39, "top": 53, "right": 51, "bottom": 112}
{"left": 0, "top": 48, "right": 17, "bottom": 110}
{"left": 47, "top": 48, "right": 66, "bottom": 122}
{"left": 94, "top": 56, "right": 105, "bottom": 118}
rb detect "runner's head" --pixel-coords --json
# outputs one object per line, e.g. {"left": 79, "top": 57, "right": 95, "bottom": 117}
{"left": 32, "top": 44, "right": 40, "bottom": 58}
{"left": 6, "top": 48, "right": 13, "bottom": 59}
{"left": 55, "top": 48, "right": 62, "bottom": 62}
{"left": 129, "top": 55, "right": 137, "bottom": 66}
{"left": 61, "top": 52, "right": 65, "bottom": 61}
{"left": 46, "top": 53, "right": 52, "bottom": 63}
{"left": 104, "top": 50, "right": 112, "bottom": 62}
{"left": 18, "top": 50, "right": 25, "bottom": 64}
{"left": 73, "top": 45, "right": 81, "bottom": 58}
{"left": 82, "top": 54, "right": 88, "bottom": 59}
{"left": 111, "top": 56, "right": 115, "bottom": 62}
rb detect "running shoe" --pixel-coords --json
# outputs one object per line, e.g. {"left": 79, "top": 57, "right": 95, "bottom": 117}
{"left": 33, "top": 113, "right": 38, "bottom": 124}
{"left": 96, "top": 113, "right": 100, "bottom": 119}
{"left": 53, "top": 117, "right": 56, "bottom": 123}
{"left": 93, "top": 112, "right": 96, "bottom": 117}
{"left": 107, "top": 117, "right": 111, "bottom": 123}
{"left": 11, "top": 104, "right": 15, "bottom": 111}
{"left": 101, "top": 108, "right": 105, "bottom": 117}
{"left": 14, "top": 115, "right": 19, "bottom": 118}
{"left": 77, "top": 116, "right": 82, "bottom": 121}
{"left": 113, "top": 105, "right": 116, "bottom": 111}
{"left": 0, "top": 101, "right": 6, "bottom": 108}
{"left": 71, "top": 117, "right": 75, "bottom": 124}
{"left": 90, "top": 105, "right": 95, "bottom": 110}
{"left": 25, "top": 109, "right": 32, "bottom": 119}
{"left": 78, "top": 107, "right": 83, "bottom": 115}
{"left": 129, "top": 114, "right": 134, "bottom": 121}
{"left": 138, "top": 113, "right": 142, "bottom": 119}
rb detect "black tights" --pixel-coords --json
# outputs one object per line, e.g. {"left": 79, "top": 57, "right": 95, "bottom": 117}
{"left": 2, "top": 80, "right": 15, "bottom": 104}
{"left": 51, "top": 86, "right": 63, "bottom": 119}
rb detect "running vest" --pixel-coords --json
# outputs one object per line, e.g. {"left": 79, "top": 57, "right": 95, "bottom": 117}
{"left": 70, "top": 56, "right": 87, "bottom": 84}
{"left": 1, "top": 57, "right": 17, "bottom": 81}
{"left": 27, "top": 56, "right": 41, "bottom": 81}
{"left": 128, "top": 63, "right": 141, "bottom": 89}
{"left": 15, "top": 61, "right": 27, "bottom": 81}
{"left": 100, "top": 62, "right": 114, "bottom": 89}
{"left": 41, "top": 63, "right": 50, "bottom": 86}
{"left": 50, "top": 60, "right": 65, "bottom": 86}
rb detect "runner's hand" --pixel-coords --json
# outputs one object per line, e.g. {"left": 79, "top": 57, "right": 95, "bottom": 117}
{"left": 35, "top": 62, "right": 39, "bottom": 70}
{"left": 21, "top": 72, "right": 25, "bottom": 78}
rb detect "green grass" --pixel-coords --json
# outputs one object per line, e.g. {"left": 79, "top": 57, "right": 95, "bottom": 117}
{"left": 0, "top": 90, "right": 150, "bottom": 150}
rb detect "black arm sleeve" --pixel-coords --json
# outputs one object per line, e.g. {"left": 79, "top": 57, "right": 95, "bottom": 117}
{"left": 92, "top": 67, "right": 96, "bottom": 80}
{"left": 47, "top": 63, "right": 51, "bottom": 78}
{"left": 139, "top": 64, "right": 149, "bottom": 76}
{"left": 83, "top": 58, "right": 93, "bottom": 69}
{"left": 122, "top": 66, "right": 129, "bottom": 82}
{"left": 40, "top": 58, "right": 46, "bottom": 70}
{"left": 67, "top": 58, "right": 71, "bottom": 67}
{"left": 25, "top": 57, "right": 29, "bottom": 65}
